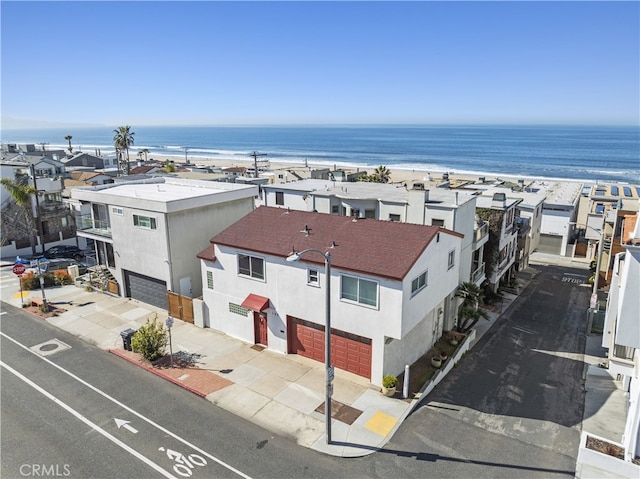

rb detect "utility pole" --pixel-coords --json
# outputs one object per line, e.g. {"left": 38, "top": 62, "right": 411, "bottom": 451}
{"left": 248, "top": 151, "right": 268, "bottom": 178}
{"left": 29, "top": 163, "right": 46, "bottom": 255}
{"left": 183, "top": 147, "right": 190, "bottom": 164}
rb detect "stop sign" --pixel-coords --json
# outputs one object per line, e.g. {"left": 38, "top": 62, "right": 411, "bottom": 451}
{"left": 12, "top": 263, "right": 26, "bottom": 275}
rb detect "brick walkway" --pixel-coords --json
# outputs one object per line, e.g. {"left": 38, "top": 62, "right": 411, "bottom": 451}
{"left": 110, "top": 349, "right": 234, "bottom": 397}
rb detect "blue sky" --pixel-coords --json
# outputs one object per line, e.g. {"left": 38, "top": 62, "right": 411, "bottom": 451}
{"left": 2, "top": 1, "right": 639, "bottom": 127}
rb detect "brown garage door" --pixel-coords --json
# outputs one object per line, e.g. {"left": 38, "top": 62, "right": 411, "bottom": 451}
{"left": 287, "top": 316, "right": 372, "bottom": 379}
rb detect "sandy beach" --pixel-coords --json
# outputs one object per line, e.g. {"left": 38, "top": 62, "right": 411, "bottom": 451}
{"left": 140, "top": 152, "right": 565, "bottom": 187}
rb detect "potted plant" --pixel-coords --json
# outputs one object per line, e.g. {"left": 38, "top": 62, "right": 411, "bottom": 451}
{"left": 381, "top": 375, "right": 398, "bottom": 397}
{"left": 431, "top": 355, "right": 442, "bottom": 368}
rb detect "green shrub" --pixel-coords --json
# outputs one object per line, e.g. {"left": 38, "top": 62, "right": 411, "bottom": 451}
{"left": 382, "top": 375, "right": 398, "bottom": 388}
{"left": 53, "top": 270, "right": 72, "bottom": 285}
{"left": 131, "top": 315, "right": 168, "bottom": 362}
{"left": 20, "top": 271, "right": 56, "bottom": 290}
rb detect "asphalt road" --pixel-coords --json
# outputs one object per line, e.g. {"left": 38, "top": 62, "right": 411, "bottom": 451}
{"left": 0, "top": 304, "right": 354, "bottom": 479}
{"left": 343, "top": 263, "right": 590, "bottom": 478}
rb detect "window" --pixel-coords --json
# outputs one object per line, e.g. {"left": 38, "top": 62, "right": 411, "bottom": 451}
{"left": 432, "top": 219, "right": 445, "bottom": 227}
{"left": 389, "top": 214, "right": 401, "bottom": 222}
{"left": 229, "top": 303, "right": 249, "bottom": 316}
{"left": 365, "top": 209, "right": 375, "bottom": 219}
{"left": 133, "top": 214, "right": 156, "bottom": 229}
{"left": 351, "top": 208, "right": 360, "bottom": 217}
{"left": 307, "top": 269, "right": 319, "bottom": 286}
{"left": 331, "top": 205, "right": 339, "bottom": 214}
{"left": 238, "top": 254, "right": 265, "bottom": 280}
{"left": 206, "top": 271, "right": 214, "bottom": 290}
{"left": 448, "top": 250, "right": 455, "bottom": 270}
{"left": 275, "top": 191, "right": 284, "bottom": 205}
{"left": 112, "top": 207, "right": 124, "bottom": 216}
{"left": 341, "top": 275, "right": 378, "bottom": 307}
{"left": 411, "top": 271, "right": 428, "bottom": 295}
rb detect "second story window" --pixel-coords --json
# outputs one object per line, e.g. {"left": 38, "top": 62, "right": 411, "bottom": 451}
{"left": 411, "top": 271, "right": 428, "bottom": 295}
{"left": 133, "top": 214, "right": 156, "bottom": 229}
{"left": 275, "top": 191, "right": 284, "bottom": 205}
{"left": 308, "top": 269, "right": 319, "bottom": 286}
{"left": 448, "top": 250, "right": 455, "bottom": 270}
{"left": 341, "top": 275, "right": 378, "bottom": 308}
{"left": 238, "top": 254, "right": 265, "bottom": 280}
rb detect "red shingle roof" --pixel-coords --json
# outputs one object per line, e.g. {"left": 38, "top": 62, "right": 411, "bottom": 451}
{"left": 201, "top": 206, "right": 461, "bottom": 280}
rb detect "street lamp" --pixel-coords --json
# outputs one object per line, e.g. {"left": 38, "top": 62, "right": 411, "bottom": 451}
{"left": 287, "top": 247, "right": 333, "bottom": 444}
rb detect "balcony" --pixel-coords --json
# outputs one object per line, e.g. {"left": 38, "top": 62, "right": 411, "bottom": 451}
{"left": 75, "top": 214, "right": 112, "bottom": 238}
{"left": 39, "top": 201, "right": 69, "bottom": 218}
{"left": 472, "top": 222, "right": 489, "bottom": 250}
{"left": 471, "top": 262, "right": 486, "bottom": 285}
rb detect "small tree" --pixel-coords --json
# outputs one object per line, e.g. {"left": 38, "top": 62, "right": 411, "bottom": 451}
{"left": 131, "top": 315, "right": 168, "bottom": 361}
{"left": 455, "top": 282, "right": 490, "bottom": 333}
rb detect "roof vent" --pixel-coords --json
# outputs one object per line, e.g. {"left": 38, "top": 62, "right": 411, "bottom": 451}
{"left": 412, "top": 182, "right": 424, "bottom": 190}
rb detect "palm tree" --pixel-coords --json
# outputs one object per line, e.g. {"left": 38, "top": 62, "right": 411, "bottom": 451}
{"left": 140, "top": 148, "right": 150, "bottom": 161}
{"left": 371, "top": 165, "right": 391, "bottom": 183}
{"left": 64, "top": 135, "right": 73, "bottom": 153}
{"left": 455, "top": 282, "right": 490, "bottom": 333}
{"left": 0, "top": 177, "right": 38, "bottom": 253}
{"left": 113, "top": 126, "right": 135, "bottom": 175}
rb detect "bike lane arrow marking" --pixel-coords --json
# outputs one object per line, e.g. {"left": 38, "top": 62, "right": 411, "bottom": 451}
{"left": 115, "top": 418, "right": 139, "bottom": 434}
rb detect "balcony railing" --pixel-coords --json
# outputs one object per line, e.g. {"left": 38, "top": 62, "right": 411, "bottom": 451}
{"left": 39, "top": 201, "right": 68, "bottom": 217}
{"left": 75, "top": 214, "right": 112, "bottom": 238}
{"left": 474, "top": 222, "right": 489, "bottom": 243}
{"left": 471, "top": 262, "right": 486, "bottom": 284}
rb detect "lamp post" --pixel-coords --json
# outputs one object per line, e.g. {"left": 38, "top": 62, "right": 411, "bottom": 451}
{"left": 287, "top": 248, "right": 333, "bottom": 444}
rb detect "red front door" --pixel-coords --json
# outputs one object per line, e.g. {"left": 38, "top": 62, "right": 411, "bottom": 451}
{"left": 254, "top": 312, "right": 268, "bottom": 346}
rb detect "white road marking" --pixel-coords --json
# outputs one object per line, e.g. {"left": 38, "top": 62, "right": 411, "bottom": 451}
{"left": 115, "top": 418, "right": 139, "bottom": 434}
{"left": 0, "top": 360, "right": 176, "bottom": 479}
{"left": 0, "top": 331, "right": 252, "bottom": 479}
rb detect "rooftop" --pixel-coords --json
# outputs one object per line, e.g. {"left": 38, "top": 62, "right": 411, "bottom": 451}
{"left": 70, "top": 177, "right": 258, "bottom": 213}
{"left": 202, "top": 206, "right": 462, "bottom": 280}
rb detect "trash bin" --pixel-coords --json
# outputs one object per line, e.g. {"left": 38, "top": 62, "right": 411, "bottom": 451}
{"left": 120, "top": 328, "right": 135, "bottom": 351}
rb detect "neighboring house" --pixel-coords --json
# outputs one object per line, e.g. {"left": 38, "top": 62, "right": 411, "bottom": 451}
{"left": 475, "top": 193, "right": 521, "bottom": 292}
{"left": 0, "top": 156, "right": 74, "bottom": 258}
{"left": 197, "top": 206, "right": 463, "bottom": 386}
{"left": 532, "top": 180, "right": 584, "bottom": 257}
{"left": 459, "top": 180, "right": 546, "bottom": 273}
{"left": 70, "top": 171, "right": 115, "bottom": 186}
{"left": 579, "top": 184, "right": 640, "bottom": 288}
{"left": 129, "top": 164, "right": 162, "bottom": 175}
{"left": 222, "top": 166, "right": 247, "bottom": 179}
{"left": 71, "top": 178, "right": 258, "bottom": 309}
{"left": 2, "top": 143, "right": 67, "bottom": 163}
{"left": 63, "top": 152, "right": 110, "bottom": 170}
{"left": 262, "top": 179, "right": 484, "bottom": 297}
{"left": 601, "top": 210, "right": 640, "bottom": 462}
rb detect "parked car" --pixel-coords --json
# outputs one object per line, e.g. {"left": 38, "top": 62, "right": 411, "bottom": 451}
{"left": 32, "top": 258, "right": 89, "bottom": 276}
{"left": 41, "top": 245, "right": 84, "bottom": 260}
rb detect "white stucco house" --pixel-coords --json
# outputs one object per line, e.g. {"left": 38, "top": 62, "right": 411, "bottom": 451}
{"left": 70, "top": 177, "right": 258, "bottom": 309}
{"left": 197, "top": 206, "right": 463, "bottom": 386}
{"left": 262, "top": 179, "right": 485, "bottom": 298}
{"left": 602, "top": 211, "right": 640, "bottom": 463}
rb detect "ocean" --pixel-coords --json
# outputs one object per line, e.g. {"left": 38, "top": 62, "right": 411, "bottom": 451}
{"left": 2, "top": 125, "right": 638, "bottom": 183}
